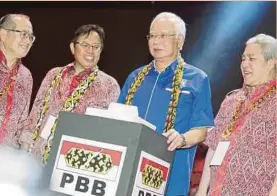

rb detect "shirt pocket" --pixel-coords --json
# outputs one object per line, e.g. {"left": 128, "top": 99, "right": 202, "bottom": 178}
{"left": 165, "top": 87, "right": 193, "bottom": 107}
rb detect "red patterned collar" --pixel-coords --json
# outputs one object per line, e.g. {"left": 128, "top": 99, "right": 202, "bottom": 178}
{"left": 243, "top": 79, "right": 276, "bottom": 98}
{"left": 66, "top": 63, "right": 97, "bottom": 80}
{"left": 0, "top": 50, "right": 21, "bottom": 73}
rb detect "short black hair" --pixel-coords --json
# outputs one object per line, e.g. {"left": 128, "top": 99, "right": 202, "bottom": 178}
{"left": 71, "top": 24, "right": 105, "bottom": 49}
{"left": 0, "top": 14, "right": 30, "bottom": 29}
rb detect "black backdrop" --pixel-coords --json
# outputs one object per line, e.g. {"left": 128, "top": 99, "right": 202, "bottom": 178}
{"left": 0, "top": 1, "right": 275, "bottom": 115}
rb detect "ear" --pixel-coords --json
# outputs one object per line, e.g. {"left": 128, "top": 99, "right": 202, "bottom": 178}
{"left": 177, "top": 35, "right": 184, "bottom": 51}
{"left": 0, "top": 29, "right": 7, "bottom": 42}
{"left": 70, "top": 42, "right": 75, "bottom": 55}
{"left": 267, "top": 58, "right": 276, "bottom": 71}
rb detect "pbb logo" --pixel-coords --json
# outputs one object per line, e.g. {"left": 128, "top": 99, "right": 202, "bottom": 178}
{"left": 142, "top": 164, "right": 163, "bottom": 189}
{"left": 65, "top": 147, "right": 113, "bottom": 175}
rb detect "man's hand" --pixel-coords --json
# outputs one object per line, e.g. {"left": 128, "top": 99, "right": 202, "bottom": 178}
{"left": 163, "top": 129, "right": 185, "bottom": 151}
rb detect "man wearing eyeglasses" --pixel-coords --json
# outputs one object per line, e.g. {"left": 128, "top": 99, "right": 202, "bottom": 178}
{"left": 20, "top": 24, "right": 120, "bottom": 164}
{"left": 0, "top": 14, "right": 34, "bottom": 148}
{"left": 118, "top": 12, "right": 214, "bottom": 196}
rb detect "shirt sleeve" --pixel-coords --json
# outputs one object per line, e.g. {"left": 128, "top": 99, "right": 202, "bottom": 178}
{"left": 98, "top": 77, "right": 121, "bottom": 108}
{"left": 107, "top": 80, "right": 121, "bottom": 104}
{"left": 19, "top": 68, "right": 59, "bottom": 145}
{"left": 188, "top": 76, "right": 214, "bottom": 130}
{"left": 204, "top": 98, "right": 229, "bottom": 150}
{"left": 16, "top": 72, "right": 33, "bottom": 138}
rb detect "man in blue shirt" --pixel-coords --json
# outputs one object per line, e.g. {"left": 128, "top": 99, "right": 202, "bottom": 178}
{"left": 118, "top": 12, "right": 214, "bottom": 196}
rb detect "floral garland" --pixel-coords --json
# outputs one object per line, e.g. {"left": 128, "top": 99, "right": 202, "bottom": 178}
{"left": 221, "top": 80, "right": 276, "bottom": 140}
{"left": 29, "top": 66, "right": 99, "bottom": 164}
{"left": 125, "top": 56, "right": 185, "bottom": 133}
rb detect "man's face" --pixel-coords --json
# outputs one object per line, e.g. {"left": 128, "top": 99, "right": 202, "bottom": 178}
{"left": 241, "top": 43, "right": 275, "bottom": 86}
{"left": 1, "top": 16, "right": 34, "bottom": 59}
{"left": 70, "top": 31, "right": 102, "bottom": 70}
{"left": 148, "top": 18, "right": 183, "bottom": 63}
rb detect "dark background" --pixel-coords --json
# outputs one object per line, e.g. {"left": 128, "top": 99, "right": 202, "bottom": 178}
{"left": 0, "top": 1, "right": 275, "bottom": 115}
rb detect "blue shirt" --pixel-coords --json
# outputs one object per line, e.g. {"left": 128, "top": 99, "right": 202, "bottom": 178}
{"left": 118, "top": 59, "right": 214, "bottom": 196}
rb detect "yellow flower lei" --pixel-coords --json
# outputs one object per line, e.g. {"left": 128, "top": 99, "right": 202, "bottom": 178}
{"left": 30, "top": 66, "right": 99, "bottom": 164}
{"left": 125, "top": 56, "right": 185, "bottom": 133}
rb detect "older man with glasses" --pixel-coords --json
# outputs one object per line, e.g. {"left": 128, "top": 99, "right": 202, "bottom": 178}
{"left": 0, "top": 13, "right": 34, "bottom": 148}
{"left": 196, "top": 34, "right": 277, "bottom": 196}
{"left": 20, "top": 24, "right": 120, "bottom": 164}
{"left": 118, "top": 12, "right": 214, "bottom": 196}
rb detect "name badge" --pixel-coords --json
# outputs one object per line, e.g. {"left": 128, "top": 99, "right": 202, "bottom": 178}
{"left": 165, "top": 87, "right": 191, "bottom": 94}
{"left": 40, "top": 115, "right": 57, "bottom": 140}
{"left": 210, "top": 141, "right": 230, "bottom": 166}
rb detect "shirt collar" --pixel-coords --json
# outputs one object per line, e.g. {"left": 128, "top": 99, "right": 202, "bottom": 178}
{"left": 66, "top": 62, "right": 97, "bottom": 79}
{"left": 152, "top": 58, "right": 179, "bottom": 75}
{"left": 0, "top": 50, "right": 21, "bottom": 73}
{"left": 242, "top": 79, "right": 276, "bottom": 98}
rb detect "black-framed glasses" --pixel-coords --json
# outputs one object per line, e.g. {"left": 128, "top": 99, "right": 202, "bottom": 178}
{"left": 146, "top": 33, "right": 178, "bottom": 41}
{"left": 74, "top": 41, "right": 101, "bottom": 52}
{"left": 3, "top": 28, "right": 36, "bottom": 43}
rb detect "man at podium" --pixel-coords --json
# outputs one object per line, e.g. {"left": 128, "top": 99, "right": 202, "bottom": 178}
{"left": 118, "top": 12, "right": 214, "bottom": 196}
{"left": 20, "top": 24, "right": 120, "bottom": 164}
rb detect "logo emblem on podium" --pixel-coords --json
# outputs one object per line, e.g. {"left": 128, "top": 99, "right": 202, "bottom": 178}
{"left": 132, "top": 151, "right": 171, "bottom": 196}
{"left": 50, "top": 135, "right": 126, "bottom": 196}
{"left": 64, "top": 147, "right": 113, "bottom": 175}
{"left": 142, "top": 164, "right": 164, "bottom": 189}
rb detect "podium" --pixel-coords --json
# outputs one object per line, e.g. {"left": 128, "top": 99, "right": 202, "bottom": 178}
{"left": 43, "top": 112, "right": 174, "bottom": 196}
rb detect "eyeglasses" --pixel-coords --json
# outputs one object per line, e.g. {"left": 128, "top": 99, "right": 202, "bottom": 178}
{"left": 74, "top": 41, "right": 101, "bottom": 52}
{"left": 146, "top": 33, "right": 178, "bottom": 41}
{"left": 3, "top": 28, "right": 36, "bottom": 43}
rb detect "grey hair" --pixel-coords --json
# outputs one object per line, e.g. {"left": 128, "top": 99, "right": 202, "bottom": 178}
{"left": 0, "top": 14, "right": 30, "bottom": 29}
{"left": 150, "top": 12, "right": 186, "bottom": 40}
{"left": 246, "top": 34, "right": 276, "bottom": 61}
